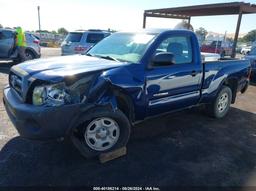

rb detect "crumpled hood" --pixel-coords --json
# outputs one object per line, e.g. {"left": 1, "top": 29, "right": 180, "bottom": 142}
{"left": 12, "top": 55, "right": 128, "bottom": 81}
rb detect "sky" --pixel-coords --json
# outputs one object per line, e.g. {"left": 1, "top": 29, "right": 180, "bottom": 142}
{"left": 0, "top": 0, "right": 256, "bottom": 35}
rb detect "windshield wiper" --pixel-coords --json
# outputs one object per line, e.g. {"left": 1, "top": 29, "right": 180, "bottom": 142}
{"left": 94, "top": 55, "right": 120, "bottom": 62}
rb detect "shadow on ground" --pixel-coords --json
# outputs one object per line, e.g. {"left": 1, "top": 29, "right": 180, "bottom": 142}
{"left": 1, "top": 107, "right": 256, "bottom": 188}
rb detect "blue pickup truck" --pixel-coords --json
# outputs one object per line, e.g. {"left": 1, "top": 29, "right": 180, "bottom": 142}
{"left": 3, "top": 29, "right": 251, "bottom": 158}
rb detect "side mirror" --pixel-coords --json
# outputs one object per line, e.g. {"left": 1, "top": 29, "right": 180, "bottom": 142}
{"left": 151, "top": 52, "right": 175, "bottom": 67}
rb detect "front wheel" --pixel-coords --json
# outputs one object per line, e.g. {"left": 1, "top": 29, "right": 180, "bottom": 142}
{"left": 206, "top": 86, "right": 232, "bottom": 118}
{"left": 70, "top": 108, "right": 131, "bottom": 158}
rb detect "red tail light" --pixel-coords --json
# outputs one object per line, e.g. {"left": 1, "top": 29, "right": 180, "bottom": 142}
{"left": 33, "top": 40, "right": 40, "bottom": 44}
{"left": 74, "top": 46, "right": 87, "bottom": 52}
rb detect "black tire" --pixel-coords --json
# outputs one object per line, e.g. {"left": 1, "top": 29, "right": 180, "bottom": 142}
{"left": 206, "top": 86, "right": 232, "bottom": 118}
{"left": 70, "top": 107, "right": 131, "bottom": 158}
{"left": 25, "top": 50, "right": 35, "bottom": 60}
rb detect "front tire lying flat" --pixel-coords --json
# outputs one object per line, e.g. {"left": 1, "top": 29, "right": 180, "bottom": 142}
{"left": 206, "top": 86, "right": 232, "bottom": 118}
{"left": 71, "top": 108, "right": 131, "bottom": 158}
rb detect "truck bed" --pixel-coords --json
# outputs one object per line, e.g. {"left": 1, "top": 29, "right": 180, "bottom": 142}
{"left": 200, "top": 59, "right": 251, "bottom": 103}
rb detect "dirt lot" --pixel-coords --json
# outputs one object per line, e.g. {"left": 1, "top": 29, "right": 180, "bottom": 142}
{"left": 41, "top": 47, "right": 61, "bottom": 58}
{"left": 0, "top": 49, "right": 256, "bottom": 189}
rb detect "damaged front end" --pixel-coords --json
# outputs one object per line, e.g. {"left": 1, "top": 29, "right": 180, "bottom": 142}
{"left": 30, "top": 74, "right": 96, "bottom": 107}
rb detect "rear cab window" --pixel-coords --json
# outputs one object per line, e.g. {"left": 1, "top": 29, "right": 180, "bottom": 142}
{"left": 86, "top": 33, "right": 105, "bottom": 43}
{"left": 65, "top": 32, "right": 83, "bottom": 42}
{"left": 249, "top": 47, "right": 256, "bottom": 55}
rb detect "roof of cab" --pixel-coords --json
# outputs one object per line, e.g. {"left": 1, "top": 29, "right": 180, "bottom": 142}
{"left": 119, "top": 28, "right": 194, "bottom": 35}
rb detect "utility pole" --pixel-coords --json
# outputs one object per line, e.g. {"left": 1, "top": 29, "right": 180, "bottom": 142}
{"left": 224, "top": 31, "right": 227, "bottom": 42}
{"left": 37, "top": 6, "right": 41, "bottom": 37}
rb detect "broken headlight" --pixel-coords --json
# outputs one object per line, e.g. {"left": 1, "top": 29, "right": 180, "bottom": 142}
{"left": 32, "top": 83, "right": 74, "bottom": 106}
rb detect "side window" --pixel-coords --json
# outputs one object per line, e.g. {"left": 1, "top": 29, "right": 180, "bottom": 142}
{"left": 25, "top": 34, "right": 31, "bottom": 41}
{"left": 86, "top": 33, "right": 105, "bottom": 43}
{"left": 1, "top": 31, "right": 13, "bottom": 40}
{"left": 155, "top": 36, "right": 193, "bottom": 65}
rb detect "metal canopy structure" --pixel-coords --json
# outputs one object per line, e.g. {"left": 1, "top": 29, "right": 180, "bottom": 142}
{"left": 143, "top": 2, "right": 256, "bottom": 58}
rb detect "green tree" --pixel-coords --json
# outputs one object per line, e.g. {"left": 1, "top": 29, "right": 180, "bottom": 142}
{"left": 238, "top": 37, "right": 245, "bottom": 43}
{"left": 36, "top": 30, "right": 50, "bottom": 33}
{"left": 225, "top": 37, "right": 233, "bottom": 42}
{"left": 57, "top": 28, "right": 68, "bottom": 35}
{"left": 242, "top": 29, "right": 256, "bottom": 42}
{"left": 195, "top": 27, "right": 208, "bottom": 41}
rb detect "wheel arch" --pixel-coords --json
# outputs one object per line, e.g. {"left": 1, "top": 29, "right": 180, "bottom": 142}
{"left": 222, "top": 77, "right": 238, "bottom": 103}
{"left": 113, "top": 89, "right": 135, "bottom": 123}
{"left": 25, "top": 47, "right": 37, "bottom": 58}
{"left": 66, "top": 86, "right": 135, "bottom": 137}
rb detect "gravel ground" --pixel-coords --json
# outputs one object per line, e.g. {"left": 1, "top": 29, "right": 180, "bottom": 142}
{"left": 0, "top": 50, "right": 256, "bottom": 189}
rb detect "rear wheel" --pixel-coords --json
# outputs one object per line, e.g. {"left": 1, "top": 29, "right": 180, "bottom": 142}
{"left": 206, "top": 86, "right": 232, "bottom": 118}
{"left": 70, "top": 108, "right": 131, "bottom": 158}
{"left": 25, "top": 50, "right": 35, "bottom": 60}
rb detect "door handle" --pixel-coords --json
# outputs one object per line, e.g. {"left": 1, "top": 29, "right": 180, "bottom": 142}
{"left": 191, "top": 71, "right": 197, "bottom": 77}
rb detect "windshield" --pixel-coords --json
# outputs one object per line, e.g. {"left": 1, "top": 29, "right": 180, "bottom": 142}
{"left": 87, "top": 33, "right": 156, "bottom": 63}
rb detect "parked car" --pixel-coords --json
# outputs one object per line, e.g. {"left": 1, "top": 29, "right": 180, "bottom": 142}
{"left": 3, "top": 29, "right": 251, "bottom": 158}
{"left": 0, "top": 29, "right": 41, "bottom": 63}
{"left": 61, "top": 29, "right": 111, "bottom": 56}
{"left": 241, "top": 46, "right": 252, "bottom": 55}
{"left": 25, "top": 32, "right": 41, "bottom": 59}
{"left": 244, "top": 47, "right": 256, "bottom": 83}
{"left": 201, "top": 40, "right": 233, "bottom": 57}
